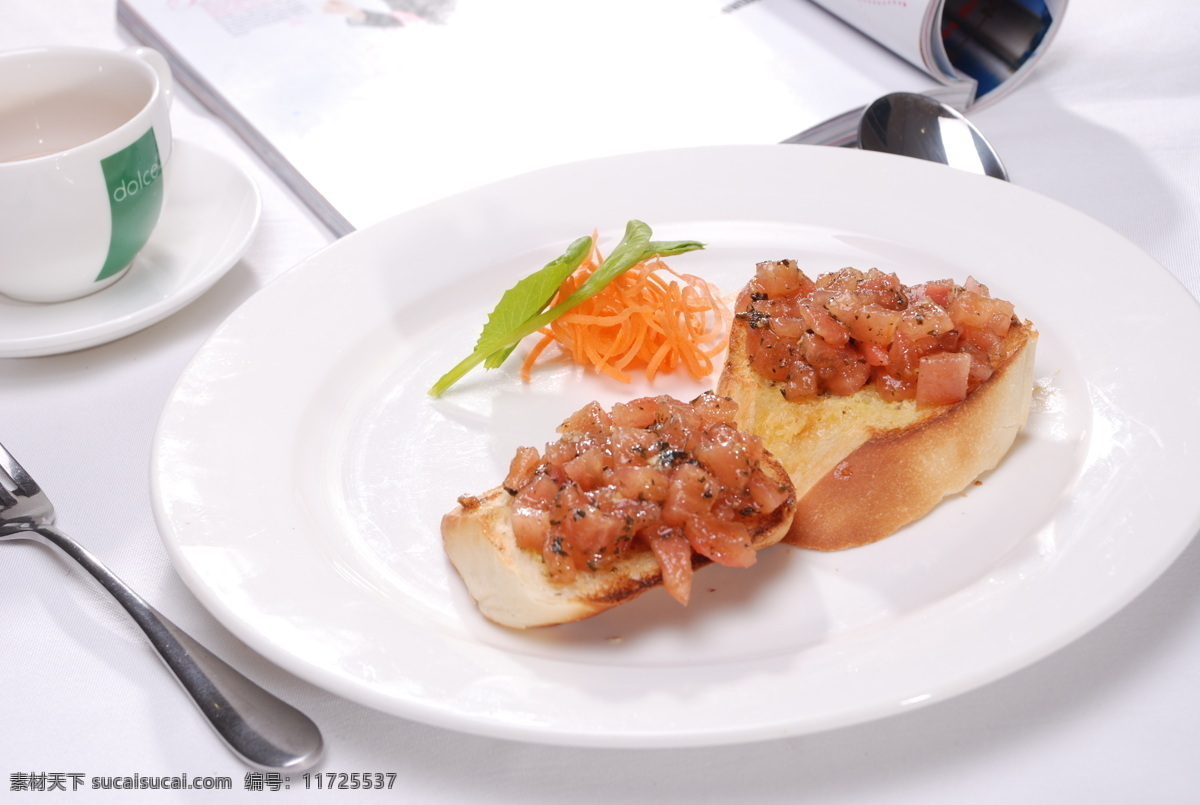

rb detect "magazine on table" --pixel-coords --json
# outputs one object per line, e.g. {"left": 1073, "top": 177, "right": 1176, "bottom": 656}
{"left": 118, "top": 0, "right": 1067, "bottom": 236}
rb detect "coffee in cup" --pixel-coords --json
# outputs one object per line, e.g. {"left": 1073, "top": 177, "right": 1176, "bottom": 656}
{"left": 0, "top": 46, "right": 173, "bottom": 303}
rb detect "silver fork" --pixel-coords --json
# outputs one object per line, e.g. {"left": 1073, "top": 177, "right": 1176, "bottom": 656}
{"left": 0, "top": 440, "right": 323, "bottom": 771}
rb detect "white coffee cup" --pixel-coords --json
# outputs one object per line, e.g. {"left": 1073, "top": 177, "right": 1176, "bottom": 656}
{"left": 0, "top": 46, "right": 173, "bottom": 303}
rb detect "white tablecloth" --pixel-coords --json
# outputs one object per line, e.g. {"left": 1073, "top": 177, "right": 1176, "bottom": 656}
{"left": 3, "top": 2, "right": 1198, "bottom": 802}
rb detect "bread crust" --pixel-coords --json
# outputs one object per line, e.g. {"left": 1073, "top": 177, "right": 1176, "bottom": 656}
{"left": 442, "top": 451, "right": 796, "bottom": 629}
{"left": 717, "top": 311, "right": 1037, "bottom": 551}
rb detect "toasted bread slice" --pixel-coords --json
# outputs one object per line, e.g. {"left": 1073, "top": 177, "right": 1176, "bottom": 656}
{"left": 442, "top": 407, "right": 797, "bottom": 629}
{"left": 718, "top": 313, "right": 1037, "bottom": 551}
{"left": 443, "top": 486, "right": 678, "bottom": 629}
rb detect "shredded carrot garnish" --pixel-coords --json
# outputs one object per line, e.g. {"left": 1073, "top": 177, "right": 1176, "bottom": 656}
{"left": 520, "top": 245, "right": 731, "bottom": 384}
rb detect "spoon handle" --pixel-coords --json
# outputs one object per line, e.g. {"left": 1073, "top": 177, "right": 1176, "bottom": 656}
{"left": 783, "top": 104, "right": 863, "bottom": 147}
{"left": 15, "top": 524, "right": 324, "bottom": 771}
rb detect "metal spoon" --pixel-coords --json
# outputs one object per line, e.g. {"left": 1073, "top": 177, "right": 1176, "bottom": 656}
{"left": 858, "top": 92, "right": 1009, "bottom": 181}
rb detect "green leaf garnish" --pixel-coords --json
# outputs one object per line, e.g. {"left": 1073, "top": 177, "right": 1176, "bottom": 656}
{"left": 428, "top": 220, "right": 704, "bottom": 396}
{"left": 479, "top": 235, "right": 592, "bottom": 369}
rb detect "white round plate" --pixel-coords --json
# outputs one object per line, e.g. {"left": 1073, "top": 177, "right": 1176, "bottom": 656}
{"left": 151, "top": 145, "right": 1200, "bottom": 747}
{"left": 0, "top": 140, "right": 260, "bottom": 358}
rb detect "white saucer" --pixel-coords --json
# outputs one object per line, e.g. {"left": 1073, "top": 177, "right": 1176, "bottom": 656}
{"left": 0, "top": 140, "right": 261, "bottom": 358}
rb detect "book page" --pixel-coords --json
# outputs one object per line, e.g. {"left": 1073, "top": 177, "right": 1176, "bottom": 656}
{"left": 121, "top": 0, "right": 942, "bottom": 233}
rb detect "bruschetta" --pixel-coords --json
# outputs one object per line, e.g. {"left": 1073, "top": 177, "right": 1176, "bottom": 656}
{"left": 442, "top": 392, "right": 796, "bottom": 628}
{"left": 717, "top": 261, "right": 1037, "bottom": 551}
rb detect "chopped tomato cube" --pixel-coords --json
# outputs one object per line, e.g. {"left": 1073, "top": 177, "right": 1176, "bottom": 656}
{"left": 916, "top": 352, "right": 972, "bottom": 407}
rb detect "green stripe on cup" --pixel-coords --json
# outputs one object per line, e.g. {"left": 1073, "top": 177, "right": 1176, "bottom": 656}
{"left": 97, "top": 128, "right": 163, "bottom": 282}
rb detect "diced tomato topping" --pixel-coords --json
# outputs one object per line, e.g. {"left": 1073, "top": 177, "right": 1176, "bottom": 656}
{"left": 608, "top": 426, "right": 658, "bottom": 464}
{"left": 610, "top": 398, "right": 657, "bottom": 429}
{"left": 502, "top": 393, "right": 792, "bottom": 604}
{"left": 860, "top": 341, "right": 890, "bottom": 367}
{"left": 747, "top": 473, "right": 791, "bottom": 512}
{"left": 737, "top": 261, "right": 1021, "bottom": 406}
{"left": 690, "top": 391, "right": 740, "bottom": 425}
{"left": 511, "top": 504, "right": 551, "bottom": 552}
{"left": 804, "top": 335, "right": 871, "bottom": 396}
{"left": 611, "top": 465, "right": 669, "bottom": 503}
{"left": 562, "top": 447, "right": 608, "bottom": 491}
{"left": 755, "top": 258, "right": 814, "bottom": 298}
{"left": 692, "top": 426, "right": 756, "bottom": 491}
{"left": 767, "top": 315, "right": 808, "bottom": 340}
{"left": 521, "top": 474, "right": 560, "bottom": 507}
{"left": 960, "top": 324, "right": 1003, "bottom": 358}
{"left": 968, "top": 353, "right": 995, "bottom": 386}
{"left": 747, "top": 327, "right": 800, "bottom": 383}
{"left": 897, "top": 299, "right": 956, "bottom": 340}
{"left": 684, "top": 516, "right": 757, "bottom": 567}
{"left": 560, "top": 506, "right": 625, "bottom": 568}
{"left": 779, "top": 362, "right": 819, "bottom": 401}
{"left": 916, "top": 352, "right": 972, "bottom": 406}
{"left": 661, "top": 462, "right": 716, "bottom": 526}
{"left": 556, "top": 400, "right": 611, "bottom": 437}
{"left": 947, "top": 290, "right": 993, "bottom": 330}
{"left": 844, "top": 304, "right": 902, "bottom": 347}
{"left": 542, "top": 538, "right": 577, "bottom": 585}
{"left": 646, "top": 525, "right": 694, "bottom": 605}
{"left": 799, "top": 299, "right": 851, "bottom": 347}
{"left": 503, "top": 446, "right": 541, "bottom": 493}
{"left": 873, "top": 367, "right": 917, "bottom": 402}
{"left": 911, "top": 278, "right": 956, "bottom": 307}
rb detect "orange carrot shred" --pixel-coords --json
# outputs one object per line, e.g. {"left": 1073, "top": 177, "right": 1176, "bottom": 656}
{"left": 519, "top": 245, "right": 731, "bottom": 384}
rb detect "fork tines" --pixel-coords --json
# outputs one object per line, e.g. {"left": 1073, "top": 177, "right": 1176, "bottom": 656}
{"left": 0, "top": 442, "right": 46, "bottom": 523}
{"left": 0, "top": 442, "right": 38, "bottom": 492}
